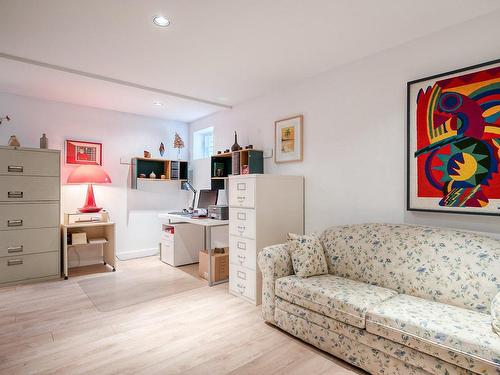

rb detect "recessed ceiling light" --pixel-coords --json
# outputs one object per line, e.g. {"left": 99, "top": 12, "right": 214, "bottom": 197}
{"left": 153, "top": 101, "right": 164, "bottom": 107}
{"left": 153, "top": 16, "right": 170, "bottom": 27}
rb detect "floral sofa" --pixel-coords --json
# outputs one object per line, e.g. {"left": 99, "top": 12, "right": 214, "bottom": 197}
{"left": 257, "top": 223, "right": 500, "bottom": 375}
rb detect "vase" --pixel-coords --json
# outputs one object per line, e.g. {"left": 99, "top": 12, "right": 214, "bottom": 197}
{"left": 8, "top": 135, "right": 20, "bottom": 147}
{"left": 40, "top": 133, "right": 48, "bottom": 149}
{"left": 231, "top": 131, "right": 240, "bottom": 152}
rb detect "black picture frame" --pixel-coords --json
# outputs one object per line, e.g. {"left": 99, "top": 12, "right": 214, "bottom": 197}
{"left": 406, "top": 58, "right": 500, "bottom": 217}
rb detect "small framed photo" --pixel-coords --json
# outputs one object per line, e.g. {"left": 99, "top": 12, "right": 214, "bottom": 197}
{"left": 65, "top": 140, "right": 102, "bottom": 165}
{"left": 275, "top": 115, "right": 303, "bottom": 163}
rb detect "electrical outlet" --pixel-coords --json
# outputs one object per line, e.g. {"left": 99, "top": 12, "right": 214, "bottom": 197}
{"left": 120, "top": 157, "right": 131, "bottom": 165}
{"left": 263, "top": 149, "right": 273, "bottom": 159}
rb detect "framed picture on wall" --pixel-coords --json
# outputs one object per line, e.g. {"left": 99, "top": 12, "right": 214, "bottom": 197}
{"left": 275, "top": 115, "right": 303, "bottom": 163}
{"left": 407, "top": 59, "right": 500, "bottom": 216}
{"left": 65, "top": 140, "right": 102, "bottom": 165}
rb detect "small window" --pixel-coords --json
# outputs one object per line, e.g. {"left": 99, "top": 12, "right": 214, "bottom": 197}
{"left": 193, "top": 127, "right": 214, "bottom": 160}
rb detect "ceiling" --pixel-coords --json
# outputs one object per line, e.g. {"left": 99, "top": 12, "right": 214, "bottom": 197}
{"left": 0, "top": 0, "right": 499, "bottom": 123}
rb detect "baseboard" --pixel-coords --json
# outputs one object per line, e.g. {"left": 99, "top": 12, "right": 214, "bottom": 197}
{"left": 117, "top": 247, "right": 160, "bottom": 261}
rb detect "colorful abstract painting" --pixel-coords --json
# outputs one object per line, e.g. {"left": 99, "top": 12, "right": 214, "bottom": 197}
{"left": 407, "top": 59, "right": 500, "bottom": 216}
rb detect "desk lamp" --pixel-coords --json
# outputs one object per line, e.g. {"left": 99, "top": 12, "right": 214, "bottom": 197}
{"left": 181, "top": 181, "right": 197, "bottom": 212}
{"left": 67, "top": 165, "right": 111, "bottom": 213}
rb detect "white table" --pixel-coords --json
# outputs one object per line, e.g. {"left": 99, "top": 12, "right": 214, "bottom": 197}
{"left": 158, "top": 213, "right": 229, "bottom": 286}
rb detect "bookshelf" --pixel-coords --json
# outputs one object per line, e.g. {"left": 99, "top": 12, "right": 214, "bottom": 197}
{"left": 131, "top": 157, "right": 188, "bottom": 189}
{"left": 210, "top": 149, "right": 263, "bottom": 190}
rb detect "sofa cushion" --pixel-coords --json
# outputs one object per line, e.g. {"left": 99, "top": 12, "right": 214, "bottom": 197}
{"left": 287, "top": 233, "right": 328, "bottom": 278}
{"left": 275, "top": 274, "right": 398, "bottom": 328}
{"left": 492, "top": 292, "right": 500, "bottom": 336}
{"left": 366, "top": 294, "right": 500, "bottom": 372}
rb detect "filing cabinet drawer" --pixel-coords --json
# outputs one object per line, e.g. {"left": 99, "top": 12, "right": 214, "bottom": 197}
{"left": 0, "top": 227, "right": 59, "bottom": 257}
{"left": 229, "top": 208, "right": 256, "bottom": 239}
{"left": 0, "top": 203, "right": 59, "bottom": 230}
{"left": 229, "top": 236, "right": 256, "bottom": 270}
{"left": 229, "top": 264, "right": 256, "bottom": 302}
{"left": 0, "top": 176, "right": 60, "bottom": 202}
{"left": 229, "top": 177, "right": 255, "bottom": 208}
{"left": 0, "top": 252, "right": 59, "bottom": 284}
{"left": 0, "top": 148, "right": 60, "bottom": 177}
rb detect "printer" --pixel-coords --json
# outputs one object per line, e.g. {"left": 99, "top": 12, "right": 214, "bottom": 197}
{"left": 208, "top": 205, "right": 229, "bottom": 220}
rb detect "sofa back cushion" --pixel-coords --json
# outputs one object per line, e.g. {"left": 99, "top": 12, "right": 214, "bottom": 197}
{"left": 319, "top": 223, "right": 500, "bottom": 313}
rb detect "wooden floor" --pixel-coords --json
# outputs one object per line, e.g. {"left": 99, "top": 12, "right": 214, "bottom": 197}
{"left": 0, "top": 257, "right": 364, "bottom": 375}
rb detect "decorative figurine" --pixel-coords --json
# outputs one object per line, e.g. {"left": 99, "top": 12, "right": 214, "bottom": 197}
{"left": 40, "top": 133, "right": 48, "bottom": 149}
{"left": 149, "top": 171, "right": 156, "bottom": 179}
{"left": 160, "top": 174, "right": 166, "bottom": 179}
{"left": 241, "top": 164, "right": 249, "bottom": 174}
{"left": 159, "top": 142, "right": 165, "bottom": 157}
{"left": 144, "top": 150, "right": 151, "bottom": 158}
{"left": 8, "top": 135, "right": 20, "bottom": 147}
{"left": 139, "top": 173, "right": 146, "bottom": 178}
{"left": 173, "top": 133, "right": 185, "bottom": 160}
{"left": 231, "top": 131, "right": 240, "bottom": 152}
{"left": 0, "top": 115, "right": 11, "bottom": 125}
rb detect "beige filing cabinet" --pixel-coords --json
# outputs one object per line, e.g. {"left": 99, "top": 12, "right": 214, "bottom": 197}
{"left": 0, "top": 146, "right": 61, "bottom": 284}
{"left": 228, "top": 174, "right": 304, "bottom": 305}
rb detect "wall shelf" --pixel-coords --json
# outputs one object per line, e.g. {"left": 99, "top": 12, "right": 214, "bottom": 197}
{"left": 131, "top": 157, "right": 188, "bottom": 189}
{"left": 210, "top": 149, "right": 263, "bottom": 190}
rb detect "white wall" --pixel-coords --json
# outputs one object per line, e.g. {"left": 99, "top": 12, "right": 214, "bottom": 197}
{"left": 0, "top": 92, "right": 190, "bottom": 265}
{"left": 189, "top": 11, "right": 500, "bottom": 236}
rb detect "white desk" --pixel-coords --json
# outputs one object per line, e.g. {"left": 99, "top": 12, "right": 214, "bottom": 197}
{"left": 158, "top": 213, "right": 229, "bottom": 286}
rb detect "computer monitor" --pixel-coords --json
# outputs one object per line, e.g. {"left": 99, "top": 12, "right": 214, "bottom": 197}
{"left": 197, "top": 189, "right": 218, "bottom": 210}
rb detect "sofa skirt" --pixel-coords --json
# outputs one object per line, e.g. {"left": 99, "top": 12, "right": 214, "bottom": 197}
{"left": 273, "top": 298, "right": 475, "bottom": 375}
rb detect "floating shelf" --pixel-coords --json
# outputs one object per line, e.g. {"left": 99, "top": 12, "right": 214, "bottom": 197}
{"left": 131, "top": 158, "right": 188, "bottom": 189}
{"left": 211, "top": 150, "right": 263, "bottom": 190}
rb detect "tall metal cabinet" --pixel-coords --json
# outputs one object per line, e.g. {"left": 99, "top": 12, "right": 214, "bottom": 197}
{"left": 0, "top": 146, "right": 61, "bottom": 284}
{"left": 228, "top": 174, "right": 304, "bottom": 305}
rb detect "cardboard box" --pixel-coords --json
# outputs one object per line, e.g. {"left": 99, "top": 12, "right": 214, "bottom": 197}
{"left": 71, "top": 231, "right": 87, "bottom": 245}
{"left": 198, "top": 248, "right": 229, "bottom": 282}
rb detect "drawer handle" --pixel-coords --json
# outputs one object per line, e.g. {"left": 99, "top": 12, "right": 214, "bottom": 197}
{"left": 237, "top": 196, "right": 245, "bottom": 202}
{"left": 238, "top": 254, "right": 246, "bottom": 263}
{"left": 236, "top": 183, "right": 246, "bottom": 191}
{"left": 8, "top": 191, "right": 24, "bottom": 199}
{"left": 237, "top": 241, "right": 246, "bottom": 250}
{"left": 237, "top": 270, "right": 246, "bottom": 280}
{"left": 7, "top": 259, "right": 23, "bottom": 266}
{"left": 7, "top": 219, "right": 23, "bottom": 227}
{"left": 237, "top": 212, "right": 246, "bottom": 220}
{"left": 237, "top": 225, "right": 246, "bottom": 233}
{"left": 8, "top": 245, "right": 23, "bottom": 253}
{"left": 8, "top": 165, "right": 23, "bottom": 173}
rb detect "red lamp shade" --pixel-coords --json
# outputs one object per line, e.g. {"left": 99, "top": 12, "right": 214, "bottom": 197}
{"left": 67, "top": 165, "right": 111, "bottom": 213}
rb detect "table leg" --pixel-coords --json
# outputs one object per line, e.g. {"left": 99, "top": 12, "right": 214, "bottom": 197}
{"left": 206, "top": 226, "right": 212, "bottom": 287}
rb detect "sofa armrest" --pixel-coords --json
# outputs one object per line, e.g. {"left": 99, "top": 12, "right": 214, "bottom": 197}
{"left": 257, "top": 243, "right": 294, "bottom": 323}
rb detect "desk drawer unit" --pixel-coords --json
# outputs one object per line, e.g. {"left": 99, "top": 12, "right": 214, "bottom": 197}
{"left": 0, "top": 227, "right": 59, "bottom": 257}
{"left": 0, "top": 146, "right": 61, "bottom": 285}
{"left": 0, "top": 176, "right": 60, "bottom": 202}
{"left": 229, "top": 208, "right": 256, "bottom": 239}
{"left": 229, "top": 177, "right": 255, "bottom": 208}
{"left": 229, "top": 236, "right": 256, "bottom": 270}
{"left": 0, "top": 252, "right": 60, "bottom": 284}
{"left": 0, "top": 148, "right": 60, "bottom": 176}
{"left": 229, "top": 263, "right": 256, "bottom": 303}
